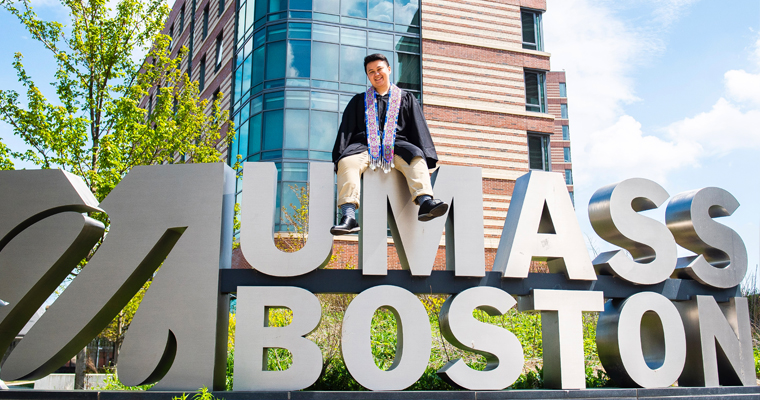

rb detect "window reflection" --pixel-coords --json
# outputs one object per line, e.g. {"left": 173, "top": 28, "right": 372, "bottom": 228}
{"left": 341, "top": 0, "right": 367, "bottom": 18}
{"left": 312, "top": 23, "right": 339, "bottom": 42}
{"left": 264, "top": 91, "right": 284, "bottom": 109}
{"left": 394, "top": 0, "right": 419, "bottom": 26}
{"left": 310, "top": 110, "right": 337, "bottom": 152}
{"left": 263, "top": 110, "right": 284, "bottom": 150}
{"left": 286, "top": 90, "right": 310, "bottom": 108}
{"left": 234, "top": 66, "right": 243, "bottom": 101}
{"left": 270, "top": 0, "right": 286, "bottom": 13}
{"left": 313, "top": 0, "right": 338, "bottom": 14}
{"left": 368, "top": 0, "right": 392, "bottom": 22}
{"left": 284, "top": 109, "right": 309, "bottom": 149}
{"left": 311, "top": 42, "right": 339, "bottom": 81}
{"left": 241, "top": 56, "right": 252, "bottom": 94}
{"left": 368, "top": 31, "right": 393, "bottom": 49}
{"left": 267, "top": 23, "right": 286, "bottom": 41}
{"left": 238, "top": 121, "right": 249, "bottom": 159}
{"left": 290, "top": 0, "right": 311, "bottom": 11}
{"left": 266, "top": 41, "right": 286, "bottom": 80}
{"left": 395, "top": 35, "right": 419, "bottom": 52}
{"left": 251, "top": 95, "right": 263, "bottom": 114}
{"left": 287, "top": 40, "right": 311, "bottom": 77}
{"left": 311, "top": 91, "right": 338, "bottom": 111}
{"left": 248, "top": 113, "right": 262, "bottom": 155}
{"left": 282, "top": 163, "right": 308, "bottom": 181}
{"left": 395, "top": 52, "right": 420, "bottom": 90}
{"left": 341, "top": 28, "right": 366, "bottom": 47}
{"left": 254, "top": 29, "right": 265, "bottom": 47}
{"left": 252, "top": 46, "right": 264, "bottom": 87}
{"left": 341, "top": 45, "right": 366, "bottom": 84}
{"left": 288, "top": 23, "right": 311, "bottom": 39}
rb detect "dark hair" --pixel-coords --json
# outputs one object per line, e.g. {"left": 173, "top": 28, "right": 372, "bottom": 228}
{"left": 364, "top": 53, "right": 390, "bottom": 71}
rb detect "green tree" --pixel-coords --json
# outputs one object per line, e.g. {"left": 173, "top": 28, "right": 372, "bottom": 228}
{"left": 0, "top": 0, "right": 231, "bottom": 201}
{"left": 0, "top": 0, "right": 233, "bottom": 385}
{"left": 0, "top": 140, "right": 13, "bottom": 170}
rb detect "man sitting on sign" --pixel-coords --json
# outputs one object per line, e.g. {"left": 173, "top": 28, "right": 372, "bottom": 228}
{"left": 330, "top": 53, "right": 448, "bottom": 235}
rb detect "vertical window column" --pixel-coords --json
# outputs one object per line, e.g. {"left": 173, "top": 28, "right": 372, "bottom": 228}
{"left": 203, "top": 4, "right": 209, "bottom": 39}
{"left": 215, "top": 32, "right": 224, "bottom": 70}
{"left": 527, "top": 133, "right": 550, "bottom": 171}
{"left": 179, "top": 4, "right": 185, "bottom": 33}
{"left": 521, "top": 9, "right": 543, "bottom": 51}
{"left": 199, "top": 56, "right": 206, "bottom": 92}
{"left": 524, "top": 70, "right": 546, "bottom": 113}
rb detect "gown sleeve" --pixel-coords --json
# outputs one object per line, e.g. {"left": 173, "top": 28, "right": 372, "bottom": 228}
{"left": 332, "top": 94, "right": 367, "bottom": 167}
{"left": 406, "top": 93, "right": 438, "bottom": 169}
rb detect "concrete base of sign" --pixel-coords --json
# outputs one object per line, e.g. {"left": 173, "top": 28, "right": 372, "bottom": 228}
{"left": 32, "top": 374, "right": 107, "bottom": 390}
{"left": 1, "top": 387, "right": 759, "bottom": 399}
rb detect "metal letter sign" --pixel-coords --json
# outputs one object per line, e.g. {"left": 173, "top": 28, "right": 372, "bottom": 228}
{"left": 589, "top": 178, "right": 677, "bottom": 285}
{"left": 0, "top": 165, "right": 754, "bottom": 392}
{"left": 0, "top": 164, "right": 234, "bottom": 390}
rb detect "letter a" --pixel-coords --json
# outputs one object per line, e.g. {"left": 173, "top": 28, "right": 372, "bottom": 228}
{"left": 493, "top": 171, "right": 595, "bottom": 280}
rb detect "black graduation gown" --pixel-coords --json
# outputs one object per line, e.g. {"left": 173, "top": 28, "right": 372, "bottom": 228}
{"left": 332, "top": 89, "right": 439, "bottom": 170}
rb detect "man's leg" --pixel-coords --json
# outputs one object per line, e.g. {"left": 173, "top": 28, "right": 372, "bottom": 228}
{"left": 393, "top": 155, "right": 448, "bottom": 221}
{"left": 332, "top": 153, "right": 369, "bottom": 234}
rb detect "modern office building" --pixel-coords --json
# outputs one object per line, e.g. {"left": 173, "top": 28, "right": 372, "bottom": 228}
{"left": 146, "top": 0, "right": 574, "bottom": 270}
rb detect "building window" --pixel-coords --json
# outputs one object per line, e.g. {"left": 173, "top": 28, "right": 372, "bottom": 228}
{"left": 524, "top": 70, "right": 546, "bottom": 113}
{"left": 559, "top": 82, "right": 566, "bottom": 97}
{"left": 564, "top": 147, "right": 571, "bottom": 162}
{"left": 179, "top": 4, "right": 185, "bottom": 33}
{"left": 203, "top": 5, "right": 209, "bottom": 39}
{"left": 569, "top": 191, "right": 575, "bottom": 206}
{"left": 199, "top": 56, "right": 206, "bottom": 92}
{"left": 169, "top": 24, "right": 174, "bottom": 50}
{"left": 565, "top": 169, "right": 573, "bottom": 185}
{"left": 521, "top": 9, "right": 542, "bottom": 51}
{"left": 561, "top": 103, "right": 568, "bottom": 119}
{"left": 147, "top": 94, "right": 152, "bottom": 116}
{"left": 562, "top": 125, "right": 569, "bottom": 140}
{"left": 215, "top": 32, "right": 223, "bottom": 70}
{"left": 219, "top": 0, "right": 224, "bottom": 16}
{"left": 528, "top": 134, "right": 550, "bottom": 171}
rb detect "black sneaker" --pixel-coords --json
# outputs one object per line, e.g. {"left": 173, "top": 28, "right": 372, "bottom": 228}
{"left": 418, "top": 199, "right": 449, "bottom": 222}
{"left": 330, "top": 216, "right": 360, "bottom": 235}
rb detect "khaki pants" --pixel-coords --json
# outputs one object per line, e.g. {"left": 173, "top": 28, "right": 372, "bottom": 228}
{"left": 337, "top": 152, "right": 434, "bottom": 208}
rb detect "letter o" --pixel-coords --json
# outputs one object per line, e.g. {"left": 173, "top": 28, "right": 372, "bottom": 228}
{"left": 341, "top": 285, "right": 431, "bottom": 390}
{"left": 597, "top": 292, "right": 686, "bottom": 388}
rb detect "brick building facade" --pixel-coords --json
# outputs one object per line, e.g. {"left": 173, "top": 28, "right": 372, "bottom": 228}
{"left": 147, "top": 0, "right": 574, "bottom": 272}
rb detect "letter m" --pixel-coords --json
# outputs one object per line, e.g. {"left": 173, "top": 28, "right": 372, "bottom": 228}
{"left": 359, "top": 165, "right": 484, "bottom": 276}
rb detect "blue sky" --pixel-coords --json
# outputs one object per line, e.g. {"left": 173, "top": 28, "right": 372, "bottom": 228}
{"left": 544, "top": 0, "right": 760, "bottom": 286}
{"left": 1, "top": 0, "right": 758, "bottom": 285}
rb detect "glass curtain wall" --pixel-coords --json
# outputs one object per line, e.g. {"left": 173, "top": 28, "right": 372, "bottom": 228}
{"left": 230, "top": 0, "right": 422, "bottom": 231}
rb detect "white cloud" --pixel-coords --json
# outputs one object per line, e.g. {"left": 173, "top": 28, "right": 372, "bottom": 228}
{"left": 544, "top": 0, "right": 688, "bottom": 186}
{"left": 649, "top": 0, "right": 701, "bottom": 27}
{"left": 724, "top": 69, "right": 760, "bottom": 107}
{"left": 545, "top": 0, "right": 646, "bottom": 132}
{"left": 575, "top": 115, "right": 702, "bottom": 184}
{"left": 663, "top": 33, "right": 760, "bottom": 156}
{"left": 664, "top": 97, "right": 760, "bottom": 156}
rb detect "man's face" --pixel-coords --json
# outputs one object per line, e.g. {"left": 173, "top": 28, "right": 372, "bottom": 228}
{"left": 365, "top": 59, "right": 391, "bottom": 91}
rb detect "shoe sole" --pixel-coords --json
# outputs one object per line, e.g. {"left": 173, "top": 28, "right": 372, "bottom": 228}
{"left": 330, "top": 226, "right": 361, "bottom": 235}
{"left": 418, "top": 203, "right": 449, "bottom": 222}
